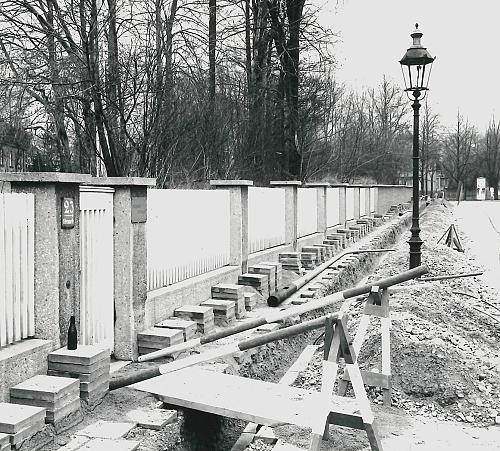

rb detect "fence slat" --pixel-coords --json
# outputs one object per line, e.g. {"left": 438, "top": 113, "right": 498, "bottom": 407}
{"left": 27, "top": 194, "right": 35, "bottom": 336}
{"left": 0, "top": 197, "right": 6, "bottom": 347}
{"left": 4, "top": 195, "right": 14, "bottom": 344}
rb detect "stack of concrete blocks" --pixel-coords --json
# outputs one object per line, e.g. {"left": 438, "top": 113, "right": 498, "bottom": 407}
{"left": 10, "top": 375, "right": 80, "bottom": 425}
{"left": 299, "top": 252, "right": 317, "bottom": 269}
{"left": 279, "top": 252, "right": 303, "bottom": 273}
{"left": 137, "top": 328, "right": 184, "bottom": 356}
{"left": 303, "top": 246, "right": 327, "bottom": 263}
{"left": 211, "top": 284, "right": 246, "bottom": 318}
{"left": 258, "top": 261, "right": 283, "bottom": 292}
{"left": 244, "top": 292, "right": 258, "bottom": 311}
{"left": 237, "top": 273, "right": 269, "bottom": 299}
{"left": 248, "top": 264, "right": 276, "bottom": 296}
{"left": 0, "top": 403, "right": 45, "bottom": 449}
{"left": 200, "top": 299, "right": 236, "bottom": 326}
{"left": 174, "top": 306, "right": 215, "bottom": 334}
{"left": 154, "top": 318, "right": 198, "bottom": 341}
{"left": 47, "top": 346, "right": 110, "bottom": 405}
{"left": 326, "top": 233, "right": 345, "bottom": 249}
{"left": 315, "top": 243, "right": 335, "bottom": 259}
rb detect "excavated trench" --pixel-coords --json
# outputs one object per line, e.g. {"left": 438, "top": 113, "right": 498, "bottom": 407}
{"left": 176, "top": 212, "right": 413, "bottom": 450}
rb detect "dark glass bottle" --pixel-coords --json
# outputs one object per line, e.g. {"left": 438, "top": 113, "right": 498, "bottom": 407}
{"left": 67, "top": 315, "right": 78, "bottom": 350}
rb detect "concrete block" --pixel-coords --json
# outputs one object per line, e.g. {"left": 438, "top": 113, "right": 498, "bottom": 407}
{"left": 244, "top": 293, "right": 258, "bottom": 310}
{"left": 47, "top": 363, "right": 109, "bottom": 383}
{"left": 137, "top": 328, "right": 183, "bottom": 347}
{"left": 173, "top": 305, "right": 214, "bottom": 323}
{"left": 45, "top": 398, "right": 81, "bottom": 424}
{"left": 154, "top": 319, "right": 197, "bottom": 341}
{"left": 125, "top": 408, "right": 177, "bottom": 430}
{"left": 9, "top": 418, "right": 45, "bottom": 447}
{"left": 10, "top": 390, "right": 79, "bottom": 410}
{"left": 0, "top": 403, "right": 46, "bottom": 434}
{"left": 75, "top": 420, "right": 136, "bottom": 439}
{"left": 47, "top": 360, "right": 109, "bottom": 375}
{"left": 48, "top": 346, "right": 109, "bottom": 366}
{"left": 0, "top": 433, "right": 9, "bottom": 448}
{"left": 10, "top": 375, "right": 79, "bottom": 402}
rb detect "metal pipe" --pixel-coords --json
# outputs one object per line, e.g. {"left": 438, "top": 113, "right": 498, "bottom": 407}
{"left": 267, "top": 248, "right": 396, "bottom": 307}
{"left": 110, "top": 314, "right": 337, "bottom": 390}
{"left": 419, "top": 271, "right": 483, "bottom": 282}
{"left": 132, "top": 264, "right": 427, "bottom": 366}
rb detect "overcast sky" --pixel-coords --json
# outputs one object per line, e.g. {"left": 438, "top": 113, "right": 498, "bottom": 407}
{"left": 320, "top": 0, "right": 499, "bottom": 132}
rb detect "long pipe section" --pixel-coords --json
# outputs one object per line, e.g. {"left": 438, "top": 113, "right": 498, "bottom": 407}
{"left": 268, "top": 248, "right": 396, "bottom": 307}
{"left": 136, "top": 264, "right": 428, "bottom": 364}
{"left": 110, "top": 314, "right": 337, "bottom": 390}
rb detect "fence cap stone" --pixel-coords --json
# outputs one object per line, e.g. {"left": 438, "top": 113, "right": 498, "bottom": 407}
{"left": 0, "top": 172, "right": 156, "bottom": 186}
{"left": 210, "top": 180, "right": 253, "bottom": 186}
{"left": 304, "top": 182, "right": 330, "bottom": 187}
{"left": 269, "top": 180, "right": 302, "bottom": 186}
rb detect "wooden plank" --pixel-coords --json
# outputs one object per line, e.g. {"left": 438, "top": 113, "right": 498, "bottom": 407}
{"left": 12, "top": 195, "right": 22, "bottom": 342}
{"left": 352, "top": 315, "right": 370, "bottom": 355}
{"left": 381, "top": 317, "right": 391, "bottom": 375}
{"left": 133, "top": 367, "right": 361, "bottom": 429}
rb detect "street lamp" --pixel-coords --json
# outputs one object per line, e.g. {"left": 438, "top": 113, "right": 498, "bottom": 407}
{"left": 399, "top": 23, "right": 435, "bottom": 269}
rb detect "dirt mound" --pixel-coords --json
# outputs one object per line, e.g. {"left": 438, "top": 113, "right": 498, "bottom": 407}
{"left": 295, "top": 202, "right": 500, "bottom": 427}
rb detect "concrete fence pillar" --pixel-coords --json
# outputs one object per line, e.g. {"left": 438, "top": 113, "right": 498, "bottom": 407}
{"left": 305, "top": 182, "right": 329, "bottom": 236}
{"left": 110, "top": 179, "right": 155, "bottom": 361}
{"left": 270, "top": 181, "right": 301, "bottom": 250}
{"left": 210, "top": 180, "right": 253, "bottom": 273}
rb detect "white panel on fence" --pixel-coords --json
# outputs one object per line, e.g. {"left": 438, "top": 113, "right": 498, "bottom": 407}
{"left": 248, "top": 187, "right": 286, "bottom": 254}
{"left": 147, "top": 189, "right": 231, "bottom": 291}
{"left": 297, "top": 188, "right": 317, "bottom": 237}
{"left": 0, "top": 193, "right": 35, "bottom": 348}
{"left": 327, "top": 188, "right": 340, "bottom": 227}
{"left": 370, "top": 187, "right": 376, "bottom": 213}
{"left": 360, "top": 188, "right": 367, "bottom": 217}
{"left": 79, "top": 188, "right": 114, "bottom": 352}
{"left": 346, "top": 188, "right": 355, "bottom": 220}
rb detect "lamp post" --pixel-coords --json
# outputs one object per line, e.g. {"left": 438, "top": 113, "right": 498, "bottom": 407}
{"left": 399, "top": 24, "right": 435, "bottom": 269}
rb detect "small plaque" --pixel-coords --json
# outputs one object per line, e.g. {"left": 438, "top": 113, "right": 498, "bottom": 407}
{"left": 131, "top": 188, "right": 147, "bottom": 223}
{"left": 61, "top": 197, "right": 75, "bottom": 228}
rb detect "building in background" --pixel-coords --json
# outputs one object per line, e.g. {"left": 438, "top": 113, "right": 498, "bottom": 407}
{"left": 0, "top": 144, "right": 26, "bottom": 172}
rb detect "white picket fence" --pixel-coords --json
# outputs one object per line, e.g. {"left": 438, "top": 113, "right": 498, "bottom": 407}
{"left": 147, "top": 189, "right": 231, "bottom": 291}
{"left": 360, "top": 188, "right": 367, "bottom": 217}
{"left": 346, "top": 187, "right": 355, "bottom": 220}
{"left": 248, "top": 187, "right": 286, "bottom": 254}
{"left": 298, "top": 188, "right": 318, "bottom": 237}
{"left": 0, "top": 193, "right": 35, "bottom": 348}
{"left": 370, "top": 187, "right": 377, "bottom": 213}
{"left": 327, "top": 188, "right": 340, "bottom": 227}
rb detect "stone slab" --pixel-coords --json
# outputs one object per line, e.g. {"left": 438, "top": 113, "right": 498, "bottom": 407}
{"left": 137, "top": 328, "right": 183, "bottom": 346}
{"left": 10, "top": 418, "right": 45, "bottom": 446}
{"left": 174, "top": 306, "right": 214, "bottom": 321}
{"left": 10, "top": 390, "right": 79, "bottom": 410}
{"left": 10, "top": 375, "right": 80, "bottom": 402}
{"left": 0, "top": 403, "right": 46, "bottom": 434}
{"left": 75, "top": 420, "right": 136, "bottom": 440}
{"left": 45, "top": 398, "right": 81, "bottom": 424}
{"left": 48, "top": 346, "right": 109, "bottom": 366}
{"left": 77, "top": 438, "right": 140, "bottom": 450}
{"left": 57, "top": 435, "right": 91, "bottom": 451}
{"left": 125, "top": 408, "right": 177, "bottom": 430}
{"left": 154, "top": 319, "right": 197, "bottom": 341}
{"left": 201, "top": 299, "right": 236, "bottom": 313}
{"left": 79, "top": 376, "right": 109, "bottom": 393}
{"left": 79, "top": 385, "right": 109, "bottom": 403}
{"left": 48, "top": 359, "right": 109, "bottom": 375}
{"left": 47, "top": 364, "right": 110, "bottom": 383}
